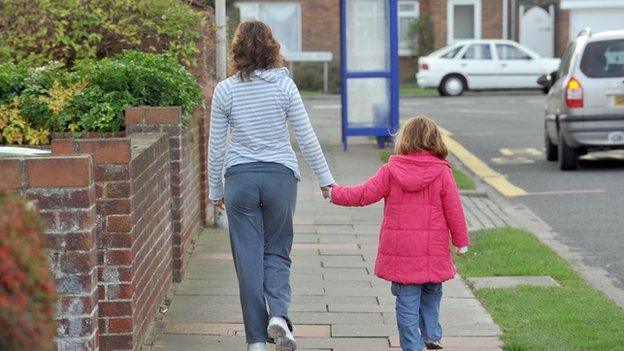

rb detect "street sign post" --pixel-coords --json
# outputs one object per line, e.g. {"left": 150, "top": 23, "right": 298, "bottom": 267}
{"left": 340, "top": 0, "right": 400, "bottom": 150}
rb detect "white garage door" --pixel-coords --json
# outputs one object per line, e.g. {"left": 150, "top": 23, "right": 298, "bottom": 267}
{"left": 570, "top": 8, "right": 624, "bottom": 40}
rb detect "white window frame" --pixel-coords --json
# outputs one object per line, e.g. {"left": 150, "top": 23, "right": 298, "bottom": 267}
{"left": 236, "top": 2, "right": 302, "bottom": 53}
{"left": 447, "top": 0, "right": 482, "bottom": 44}
{"left": 398, "top": 0, "right": 420, "bottom": 57}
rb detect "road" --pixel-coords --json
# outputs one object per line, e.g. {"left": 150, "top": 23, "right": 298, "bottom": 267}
{"left": 306, "top": 92, "right": 624, "bottom": 292}
{"left": 398, "top": 93, "right": 624, "bottom": 290}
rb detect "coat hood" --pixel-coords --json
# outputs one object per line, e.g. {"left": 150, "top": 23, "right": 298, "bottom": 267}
{"left": 387, "top": 151, "right": 450, "bottom": 192}
{"left": 253, "top": 67, "right": 290, "bottom": 82}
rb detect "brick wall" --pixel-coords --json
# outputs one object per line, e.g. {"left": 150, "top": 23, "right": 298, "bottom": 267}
{"left": 483, "top": 0, "right": 503, "bottom": 39}
{"left": 0, "top": 156, "right": 99, "bottom": 350}
{"left": 51, "top": 134, "right": 173, "bottom": 350}
{"left": 421, "top": 0, "right": 448, "bottom": 50}
{"left": 555, "top": 7, "right": 569, "bottom": 57}
{"left": 125, "top": 107, "right": 204, "bottom": 282}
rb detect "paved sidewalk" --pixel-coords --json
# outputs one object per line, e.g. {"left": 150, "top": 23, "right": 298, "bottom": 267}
{"left": 146, "top": 139, "right": 503, "bottom": 351}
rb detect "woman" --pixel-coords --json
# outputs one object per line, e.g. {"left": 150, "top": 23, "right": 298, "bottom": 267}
{"left": 208, "top": 21, "right": 334, "bottom": 351}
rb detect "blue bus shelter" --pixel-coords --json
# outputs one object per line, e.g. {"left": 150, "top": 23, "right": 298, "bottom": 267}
{"left": 340, "top": 0, "right": 400, "bottom": 150}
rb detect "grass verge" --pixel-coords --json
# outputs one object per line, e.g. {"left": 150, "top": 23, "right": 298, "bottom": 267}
{"left": 455, "top": 227, "right": 624, "bottom": 350}
{"left": 379, "top": 150, "right": 476, "bottom": 190}
{"left": 399, "top": 85, "right": 437, "bottom": 96}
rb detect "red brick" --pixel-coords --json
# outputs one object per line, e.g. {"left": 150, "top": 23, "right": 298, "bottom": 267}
{"left": 105, "top": 249, "right": 133, "bottom": 265}
{"left": 94, "top": 164, "right": 129, "bottom": 182}
{"left": 0, "top": 159, "right": 22, "bottom": 190}
{"left": 65, "top": 231, "right": 95, "bottom": 251}
{"left": 106, "top": 283, "right": 133, "bottom": 300}
{"left": 26, "top": 188, "right": 93, "bottom": 210}
{"left": 107, "top": 215, "right": 132, "bottom": 233}
{"left": 143, "top": 106, "right": 182, "bottom": 125}
{"left": 105, "top": 181, "right": 131, "bottom": 198}
{"left": 99, "top": 334, "right": 132, "bottom": 350}
{"left": 97, "top": 198, "right": 131, "bottom": 216}
{"left": 125, "top": 107, "right": 145, "bottom": 125}
{"left": 58, "top": 209, "right": 94, "bottom": 232}
{"left": 61, "top": 251, "right": 96, "bottom": 274}
{"left": 50, "top": 139, "right": 75, "bottom": 155}
{"left": 108, "top": 317, "right": 133, "bottom": 334}
{"left": 53, "top": 139, "right": 131, "bottom": 164}
{"left": 99, "top": 301, "right": 132, "bottom": 317}
{"left": 26, "top": 156, "right": 91, "bottom": 188}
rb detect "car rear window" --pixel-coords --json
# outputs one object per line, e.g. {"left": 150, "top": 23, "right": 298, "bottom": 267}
{"left": 580, "top": 39, "right": 624, "bottom": 78}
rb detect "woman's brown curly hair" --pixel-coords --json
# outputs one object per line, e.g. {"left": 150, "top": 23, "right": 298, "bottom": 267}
{"left": 229, "top": 21, "right": 284, "bottom": 81}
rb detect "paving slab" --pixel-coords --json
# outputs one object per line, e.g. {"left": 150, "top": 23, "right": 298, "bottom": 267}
{"left": 467, "top": 275, "right": 560, "bottom": 289}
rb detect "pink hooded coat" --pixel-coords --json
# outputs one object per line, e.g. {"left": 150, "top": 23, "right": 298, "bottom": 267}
{"left": 331, "top": 151, "right": 469, "bottom": 284}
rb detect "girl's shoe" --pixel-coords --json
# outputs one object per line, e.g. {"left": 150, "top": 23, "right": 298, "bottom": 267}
{"left": 424, "top": 341, "right": 443, "bottom": 350}
{"left": 247, "top": 342, "right": 267, "bottom": 351}
{"left": 267, "top": 317, "right": 297, "bottom": 351}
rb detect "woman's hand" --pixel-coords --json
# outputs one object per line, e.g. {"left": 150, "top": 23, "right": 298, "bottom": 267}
{"left": 212, "top": 199, "right": 225, "bottom": 210}
{"left": 320, "top": 183, "right": 335, "bottom": 199}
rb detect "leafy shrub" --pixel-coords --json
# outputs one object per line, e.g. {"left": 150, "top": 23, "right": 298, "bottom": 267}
{"left": 0, "top": 193, "right": 56, "bottom": 351}
{"left": 0, "top": 63, "right": 28, "bottom": 105}
{"left": 0, "top": 51, "right": 204, "bottom": 143}
{"left": 410, "top": 11, "right": 434, "bottom": 57}
{"left": 0, "top": 0, "right": 210, "bottom": 67}
{"left": 292, "top": 61, "right": 341, "bottom": 94}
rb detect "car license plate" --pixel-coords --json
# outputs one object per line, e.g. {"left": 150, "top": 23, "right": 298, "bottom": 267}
{"left": 615, "top": 95, "right": 624, "bottom": 106}
{"left": 608, "top": 131, "right": 624, "bottom": 143}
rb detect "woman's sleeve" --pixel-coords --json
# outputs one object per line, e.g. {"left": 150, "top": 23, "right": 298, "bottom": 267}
{"left": 285, "top": 79, "right": 335, "bottom": 187}
{"left": 208, "top": 82, "right": 230, "bottom": 201}
{"left": 331, "top": 165, "right": 391, "bottom": 207}
{"left": 441, "top": 168, "right": 470, "bottom": 248}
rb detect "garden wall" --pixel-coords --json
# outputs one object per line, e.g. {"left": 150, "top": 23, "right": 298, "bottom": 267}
{"left": 0, "top": 155, "right": 99, "bottom": 350}
{"left": 0, "top": 104, "right": 213, "bottom": 350}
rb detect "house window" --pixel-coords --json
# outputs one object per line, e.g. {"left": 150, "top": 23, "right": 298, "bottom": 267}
{"left": 447, "top": 0, "right": 482, "bottom": 43}
{"left": 237, "top": 2, "right": 302, "bottom": 53}
{"left": 398, "top": 1, "right": 420, "bottom": 56}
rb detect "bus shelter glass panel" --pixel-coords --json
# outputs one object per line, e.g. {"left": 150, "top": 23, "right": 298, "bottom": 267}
{"left": 347, "top": 78, "right": 390, "bottom": 127}
{"left": 341, "top": 0, "right": 399, "bottom": 149}
{"left": 346, "top": 1, "right": 390, "bottom": 72}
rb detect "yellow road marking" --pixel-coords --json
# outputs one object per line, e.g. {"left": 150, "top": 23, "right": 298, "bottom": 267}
{"left": 441, "top": 127, "right": 528, "bottom": 197}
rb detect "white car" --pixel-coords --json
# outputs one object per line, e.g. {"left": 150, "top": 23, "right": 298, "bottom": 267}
{"left": 416, "top": 39, "right": 561, "bottom": 96}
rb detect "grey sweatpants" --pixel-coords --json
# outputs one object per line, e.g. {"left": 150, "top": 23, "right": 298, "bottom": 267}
{"left": 224, "top": 162, "right": 298, "bottom": 343}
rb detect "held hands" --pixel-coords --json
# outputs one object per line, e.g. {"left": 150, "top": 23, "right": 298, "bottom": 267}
{"left": 212, "top": 199, "right": 225, "bottom": 210}
{"left": 320, "top": 183, "right": 335, "bottom": 201}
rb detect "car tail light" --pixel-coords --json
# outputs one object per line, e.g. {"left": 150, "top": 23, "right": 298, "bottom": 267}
{"left": 419, "top": 63, "right": 429, "bottom": 71}
{"left": 565, "top": 77, "right": 583, "bottom": 108}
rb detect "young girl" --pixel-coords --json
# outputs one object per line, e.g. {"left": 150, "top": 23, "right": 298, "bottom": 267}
{"left": 329, "top": 116, "right": 469, "bottom": 351}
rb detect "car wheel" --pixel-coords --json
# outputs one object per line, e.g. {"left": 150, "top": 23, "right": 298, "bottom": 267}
{"left": 437, "top": 86, "right": 447, "bottom": 96}
{"left": 558, "top": 133, "right": 578, "bottom": 170}
{"left": 545, "top": 130, "right": 558, "bottom": 161}
{"left": 440, "top": 75, "right": 465, "bottom": 96}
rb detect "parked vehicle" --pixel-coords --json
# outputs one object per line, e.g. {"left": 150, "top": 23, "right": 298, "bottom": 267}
{"left": 544, "top": 29, "right": 624, "bottom": 170}
{"left": 416, "top": 39, "right": 561, "bottom": 96}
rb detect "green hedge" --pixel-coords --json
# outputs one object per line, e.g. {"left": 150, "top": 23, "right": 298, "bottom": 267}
{"left": 0, "top": 51, "right": 203, "bottom": 145}
{"left": 0, "top": 0, "right": 209, "bottom": 67}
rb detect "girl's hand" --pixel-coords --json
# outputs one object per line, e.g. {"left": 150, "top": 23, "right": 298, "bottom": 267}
{"left": 212, "top": 199, "right": 225, "bottom": 210}
{"left": 456, "top": 246, "right": 468, "bottom": 256}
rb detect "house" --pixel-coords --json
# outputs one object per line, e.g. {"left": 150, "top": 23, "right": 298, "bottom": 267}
{"left": 230, "top": 0, "right": 624, "bottom": 84}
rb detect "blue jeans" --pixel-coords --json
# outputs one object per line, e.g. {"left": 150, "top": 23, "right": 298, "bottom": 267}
{"left": 391, "top": 282, "right": 443, "bottom": 351}
{"left": 224, "top": 162, "right": 298, "bottom": 343}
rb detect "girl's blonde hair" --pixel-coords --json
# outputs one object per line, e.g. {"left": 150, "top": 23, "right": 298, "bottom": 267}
{"left": 394, "top": 116, "right": 448, "bottom": 159}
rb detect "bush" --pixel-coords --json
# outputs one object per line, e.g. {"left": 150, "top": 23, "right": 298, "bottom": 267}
{"left": 0, "top": 193, "right": 56, "bottom": 351}
{"left": 0, "top": 0, "right": 210, "bottom": 67}
{"left": 292, "top": 61, "right": 341, "bottom": 94}
{"left": 0, "top": 51, "right": 204, "bottom": 143}
{"left": 410, "top": 11, "right": 434, "bottom": 57}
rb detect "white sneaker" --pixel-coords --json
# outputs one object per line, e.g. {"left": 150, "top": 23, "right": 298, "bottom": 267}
{"left": 267, "top": 317, "right": 297, "bottom": 351}
{"left": 247, "top": 342, "right": 267, "bottom": 351}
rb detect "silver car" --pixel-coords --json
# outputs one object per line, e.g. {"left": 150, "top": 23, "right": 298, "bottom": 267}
{"left": 543, "top": 29, "right": 624, "bottom": 170}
